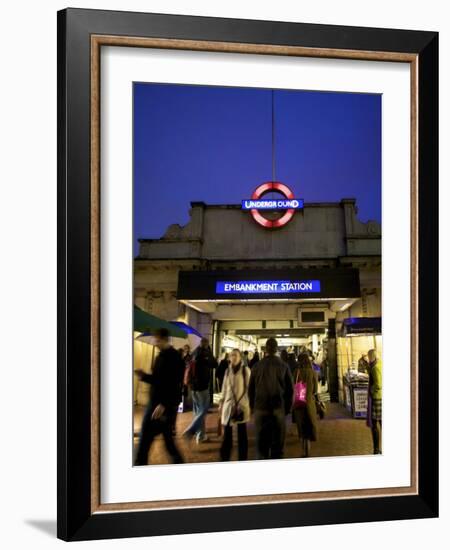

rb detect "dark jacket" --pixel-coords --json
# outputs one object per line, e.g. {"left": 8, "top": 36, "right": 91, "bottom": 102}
{"left": 192, "top": 346, "right": 218, "bottom": 392}
{"left": 248, "top": 355, "right": 294, "bottom": 415}
{"left": 216, "top": 358, "right": 229, "bottom": 385}
{"left": 368, "top": 359, "right": 382, "bottom": 400}
{"left": 287, "top": 354, "right": 297, "bottom": 373}
{"left": 141, "top": 346, "right": 185, "bottom": 412}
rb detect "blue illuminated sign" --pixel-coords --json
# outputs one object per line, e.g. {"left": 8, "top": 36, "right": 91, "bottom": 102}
{"left": 215, "top": 280, "right": 321, "bottom": 294}
{"left": 241, "top": 199, "right": 304, "bottom": 210}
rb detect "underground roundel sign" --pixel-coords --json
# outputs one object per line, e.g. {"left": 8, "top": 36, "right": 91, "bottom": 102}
{"left": 241, "top": 182, "right": 304, "bottom": 228}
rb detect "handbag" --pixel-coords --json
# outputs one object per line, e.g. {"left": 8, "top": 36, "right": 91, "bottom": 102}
{"left": 229, "top": 365, "right": 248, "bottom": 422}
{"left": 293, "top": 371, "right": 308, "bottom": 409}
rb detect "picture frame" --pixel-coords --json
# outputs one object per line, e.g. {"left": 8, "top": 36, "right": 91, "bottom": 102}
{"left": 57, "top": 8, "right": 438, "bottom": 541}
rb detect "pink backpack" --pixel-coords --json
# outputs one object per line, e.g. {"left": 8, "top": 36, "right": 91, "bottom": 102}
{"left": 293, "top": 373, "right": 307, "bottom": 409}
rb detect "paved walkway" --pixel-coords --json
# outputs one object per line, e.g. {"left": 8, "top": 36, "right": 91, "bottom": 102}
{"left": 134, "top": 402, "right": 374, "bottom": 464}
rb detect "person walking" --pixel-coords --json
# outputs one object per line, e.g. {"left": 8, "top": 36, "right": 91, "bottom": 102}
{"left": 180, "top": 344, "right": 193, "bottom": 412}
{"left": 249, "top": 350, "right": 260, "bottom": 368}
{"left": 219, "top": 349, "right": 251, "bottom": 461}
{"left": 292, "top": 353, "right": 319, "bottom": 458}
{"left": 366, "top": 349, "right": 382, "bottom": 454}
{"left": 134, "top": 328, "right": 185, "bottom": 465}
{"left": 248, "top": 338, "right": 294, "bottom": 460}
{"left": 181, "top": 344, "right": 192, "bottom": 364}
{"left": 183, "top": 337, "right": 216, "bottom": 443}
{"left": 287, "top": 351, "right": 298, "bottom": 374}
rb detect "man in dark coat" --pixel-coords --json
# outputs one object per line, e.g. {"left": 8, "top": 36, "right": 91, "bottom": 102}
{"left": 248, "top": 338, "right": 294, "bottom": 459}
{"left": 134, "top": 328, "right": 185, "bottom": 465}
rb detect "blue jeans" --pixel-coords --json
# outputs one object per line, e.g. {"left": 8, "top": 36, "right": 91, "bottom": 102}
{"left": 186, "top": 389, "right": 210, "bottom": 440}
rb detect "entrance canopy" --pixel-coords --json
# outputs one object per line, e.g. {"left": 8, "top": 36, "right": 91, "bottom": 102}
{"left": 177, "top": 268, "right": 360, "bottom": 315}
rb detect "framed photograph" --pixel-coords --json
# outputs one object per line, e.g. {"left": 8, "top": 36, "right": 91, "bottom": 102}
{"left": 57, "top": 8, "right": 439, "bottom": 541}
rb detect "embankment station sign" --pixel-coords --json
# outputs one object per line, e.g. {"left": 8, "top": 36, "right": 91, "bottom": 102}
{"left": 177, "top": 269, "right": 360, "bottom": 301}
{"left": 216, "top": 280, "right": 321, "bottom": 294}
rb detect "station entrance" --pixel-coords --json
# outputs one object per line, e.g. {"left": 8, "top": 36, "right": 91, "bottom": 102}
{"left": 217, "top": 321, "right": 326, "bottom": 357}
{"left": 177, "top": 266, "right": 363, "bottom": 402}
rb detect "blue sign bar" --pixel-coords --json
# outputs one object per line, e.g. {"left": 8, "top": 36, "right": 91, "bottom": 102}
{"left": 215, "top": 280, "right": 321, "bottom": 294}
{"left": 241, "top": 199, "right": 304, "bottom": 210}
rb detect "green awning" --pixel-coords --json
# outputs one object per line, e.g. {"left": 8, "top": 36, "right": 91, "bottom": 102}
{"left": 133, "top": 306, "right": 187, "bottom": 338}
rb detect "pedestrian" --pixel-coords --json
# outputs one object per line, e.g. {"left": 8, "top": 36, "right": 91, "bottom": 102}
{"left": 280, "top": 349, "right": 289, "bottom": 364}
{"left": 219, "top": 348, "right": 251, "bottom": 461}
{"left": 358, "top": 353, "right": 369, "bottom": 373}
{"left": 181, "top": 344, "right": 192, "bottom": 364}
{"left": 249, "top": 350, "right": 260, "bottom": 368}
{"left": 248, "top": 337, "right": 294, "bottom": 460}
{"left": 134, "top": 328, "right": 185, "bottom": 465}
{"left": 242, "top": 350, "right": 249, "bottom": 367}
{"left": 183, "top": 337, "right": 217, "bottom": 444}
{"left": 287, "top": 351, "right": 297, "bottom": 374}
{"left": 180, "top": 344, "right": 193, "bottom": 412}
{"left": 216, "top": 351, "right": 230, "bottom": 391}
{"left": 292, "top": 353, "right": 319, "bottom": 458}
{"left": 366, "top": 349, "right": 382, "bottom": 454}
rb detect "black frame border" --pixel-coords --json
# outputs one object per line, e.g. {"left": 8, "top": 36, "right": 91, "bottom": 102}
{"left": 57, "top": 8, "right": 438, "bottom": 541}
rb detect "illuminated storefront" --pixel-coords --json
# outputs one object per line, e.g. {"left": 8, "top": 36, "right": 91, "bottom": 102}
{"left": 134, "top": 193, "right": 381, "bottom": 403}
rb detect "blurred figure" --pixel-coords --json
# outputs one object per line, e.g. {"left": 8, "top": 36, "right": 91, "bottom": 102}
{"left": 248, "top": 338, "right": 294, "bottom": 459}
{"left": 292, "top": 353, "right": 319, "bottom": 458}
{"left": 242, "top": 350, "right": 249, "bottom": 367}
{"left": 310, "top": 354, "right": 321, "bottom": 381}
{"left": 219, "top": 349, "right": 251, "bottom": 461}
{"left": 367, "top": 349, "right": 382, "bottom": 454}
{"left": 280, "top": 349, "right": 289, "bottom": 364}
{"left": 181, "top": 344, "right": 193, "bottom": 413}
{"left": 216, "top": 351, "right": 230, "bottom": 391}
{"left": 319, "top": 350, "right": 329, "bottom": 391}
{"left": 181, "top": 344, "right": 192, "bottom": 364}
{"left": 287, "top": 351, "right": 297, "bottom": 374}
{"left": 358, "top": 353, "right": 369, "bottom": 373}
{"left": 249, "top": 350, "right": 260, "bottom": 368}
{"left": 183, "top": 337, "right": 217, "bottom": 443}
{"left": 134, "top": 328, "right": 185, "bottom": 465}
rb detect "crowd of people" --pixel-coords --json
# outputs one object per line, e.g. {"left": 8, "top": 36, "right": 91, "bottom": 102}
{"left": 135, "top": 328, "right": 382, "bottom": 465}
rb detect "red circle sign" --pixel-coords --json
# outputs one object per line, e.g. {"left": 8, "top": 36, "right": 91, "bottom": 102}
{"left": 250, "top": 182, "right": 296, "bottom": 228}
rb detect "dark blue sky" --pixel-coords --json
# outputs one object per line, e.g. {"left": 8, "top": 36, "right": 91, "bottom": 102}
{"left": 134, "top": 83, "right": 381, "bottom": 255}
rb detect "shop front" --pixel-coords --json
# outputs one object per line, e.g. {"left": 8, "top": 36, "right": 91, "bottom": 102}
{"left": 338, "top": 317, "right": 382, "bottom": 415}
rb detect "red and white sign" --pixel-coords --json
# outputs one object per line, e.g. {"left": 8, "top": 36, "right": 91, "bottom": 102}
{"left": 246, "top": 182, "right": 302, "bottom": 228}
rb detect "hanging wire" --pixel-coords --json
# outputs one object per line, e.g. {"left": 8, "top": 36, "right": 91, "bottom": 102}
{"left": 272, "top": 89, "right": 276, "bottom": 182}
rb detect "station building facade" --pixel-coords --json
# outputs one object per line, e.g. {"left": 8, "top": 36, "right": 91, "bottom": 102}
{"left": 134, "top": 198, "right": 381, "bottom": 403}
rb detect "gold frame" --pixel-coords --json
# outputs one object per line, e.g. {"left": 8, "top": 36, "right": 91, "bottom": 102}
{"left": 90, "top": 36, "right": 418, "bottom": 514}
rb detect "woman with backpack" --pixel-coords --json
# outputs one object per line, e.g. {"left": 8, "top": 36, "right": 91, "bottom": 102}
{"left": 292, "top": 352, "right": 319, "bottom": 458}
{"left": 219, "top": 348, "right": 251, "bottom": 461}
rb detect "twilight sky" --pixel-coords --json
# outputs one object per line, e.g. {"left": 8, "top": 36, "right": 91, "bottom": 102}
{"left": 133, "top": 83, "right": 381, "bottom": 256}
